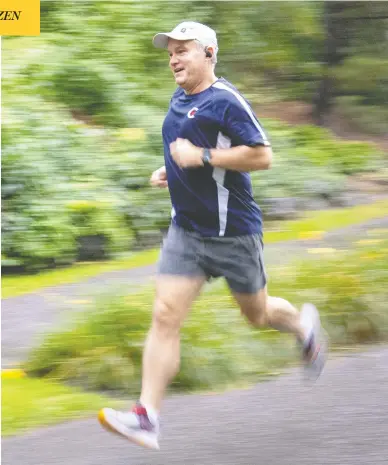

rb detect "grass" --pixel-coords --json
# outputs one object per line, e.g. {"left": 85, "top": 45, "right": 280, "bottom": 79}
{"left": 2, "top": 199, "right": 388, "bottom": 299}
{"left": 1, "top": 375, "right": 124, "bottom": 437}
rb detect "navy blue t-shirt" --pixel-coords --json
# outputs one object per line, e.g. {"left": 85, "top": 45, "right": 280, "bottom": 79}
{"left": 162, "top": 77, "right": 270, "bottom": 237}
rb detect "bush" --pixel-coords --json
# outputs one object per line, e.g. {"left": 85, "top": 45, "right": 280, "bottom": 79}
{"left": 268, "top": 238, "right": 388, "bottom": 345}
{"left": 250, "top": 119, "right": 383, "bottom": 215}
{"left": 1, "top": 97, "right": 169, "bottom": 270}
{"left": 2, "top": 203, "right": 76, "bottom": 271}
{"left": 334, "top": 96, "right": 388, "bottom": 137}
{"left": 66, "top": 200, "right": 132, "bottom": 260}
{"left": 335, "top": 57, "right": 388, "bottom": 106}
{"left": 290, "top": 124, "right": 383, "bottom": 174}
{"left": 51, "top": 60, "right": 131, "bottom": 128}
{"left": 24, "top": 297, "right": 151, "bottom": 392}
{"left": 25, "top": 236, "right": 388, "bottom": 394}
{"left": 24, "top": 283, "right": 295, "bottom": 394}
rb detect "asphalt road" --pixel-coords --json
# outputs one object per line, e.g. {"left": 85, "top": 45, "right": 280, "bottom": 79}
{"left": 3, "top": 346, "right": 388, "bottom": 465}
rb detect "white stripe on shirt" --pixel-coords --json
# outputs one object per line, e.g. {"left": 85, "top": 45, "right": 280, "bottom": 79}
{"left": 213, "top": 81, "right": 270, "bottom": 145}
{"left": 213, "top": 131, "right": 231, "bottom": 236}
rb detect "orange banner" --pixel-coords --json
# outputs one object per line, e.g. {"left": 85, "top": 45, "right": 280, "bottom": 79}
{"left": 0, "top": 0, "right": 40, "bottom": 36}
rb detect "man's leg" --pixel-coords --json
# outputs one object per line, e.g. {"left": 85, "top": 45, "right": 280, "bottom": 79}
{"left": 99, "top": 275, "right": 205, "bottom": 449}
{"left": 99, "top": 224, "right": 207, "bottom": 449}
{"left": 217, "top": 233, "right": 326, "bottom": 379}
{"left": 232, "top": 287, "right": 327, "bottom": 379}
{"left": 140, "top": 275, "right": 206, "bottom": 412}
{"left": 232, "top": 286, "right": 306, "bottom": 342}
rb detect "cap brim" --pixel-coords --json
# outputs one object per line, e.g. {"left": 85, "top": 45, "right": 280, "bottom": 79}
{"left": 152, "top": 32, "right": 197, "bottom": 49}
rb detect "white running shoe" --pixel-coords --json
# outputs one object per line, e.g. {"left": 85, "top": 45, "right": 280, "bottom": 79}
{"left": 98, "top": 403, "right": 160, "bottom": 450}
{"left": 300, "top": 303, "right": 328, "bottom": 381}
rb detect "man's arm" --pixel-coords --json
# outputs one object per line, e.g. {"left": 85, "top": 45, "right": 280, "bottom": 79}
{"left": 207, "top": 144, "right": 272, "bottom": 172}
{"left": 170, "top": 138, "right": 272, "bottom": 172}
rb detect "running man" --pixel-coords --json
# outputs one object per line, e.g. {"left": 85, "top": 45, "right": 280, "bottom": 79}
{"left": 99, "top": 21, "right": 327, "bottom": 450}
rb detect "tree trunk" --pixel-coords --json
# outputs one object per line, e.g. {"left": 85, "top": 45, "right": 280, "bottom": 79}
{"left": 313, "top": 2, "right": 336, "bottom": 125}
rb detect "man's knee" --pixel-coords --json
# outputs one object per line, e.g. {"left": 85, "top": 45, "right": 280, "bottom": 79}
{"left": 152, "top": 298, "right": 182, "bottom": 336}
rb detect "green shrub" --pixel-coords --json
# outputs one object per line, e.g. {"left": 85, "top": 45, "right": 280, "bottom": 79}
{"left": 334, "top": 96, "right": 388, "bottom": 137}
{"left": 250, "top": 118, "right": 383, "bottom": 210}
{"left": 290, "top": 124, "right": 383, "bottom": 174}
{"left": 2, "top": 111, "right": 78, "bottom": 270}
{"left": 66, "top": 200, "right": 132, "bottom": 260}
{"left": 51, "top": 61, "right": 131, "bottom": 128}
{"left": 25, "top": 285, "right": 294, "bottom": 394}
{"left": 267, "top": 239, "right": 388, "bottom": 345}
{"left": 335, "top": 57, "right": 388, "bottom": 105}
{"left": 2, "top": 204, "right": 76, "bottom": 271}
{"left": 1, "top": 97, "right": 167, "bottom": 270}
{"left": 25, "top": 236, "right": 388, "bottom": 393}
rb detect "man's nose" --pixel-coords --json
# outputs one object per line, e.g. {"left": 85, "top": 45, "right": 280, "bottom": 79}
{"left": 170, "top": 55, "right": 179, "bottom": 66}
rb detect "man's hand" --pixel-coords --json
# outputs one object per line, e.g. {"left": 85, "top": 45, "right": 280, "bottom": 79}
{"left": 150, "top": 166, "right": 168, "bottom": 188}
{"left": 170, "top": 138, "right": 203, "bottom": 168}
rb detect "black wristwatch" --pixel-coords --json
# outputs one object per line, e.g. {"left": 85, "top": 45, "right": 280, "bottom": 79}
{"left": 202, "top": 148, "right": 212, "bottom": 165}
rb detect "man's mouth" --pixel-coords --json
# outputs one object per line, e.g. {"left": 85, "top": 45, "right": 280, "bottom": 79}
{"left": 174, "top": 68, "right": 184, "bottom": 75}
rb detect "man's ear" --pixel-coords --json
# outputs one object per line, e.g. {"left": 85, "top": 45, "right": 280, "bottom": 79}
{"left": 205, "top": 46, "right": 215, "bottom": 58}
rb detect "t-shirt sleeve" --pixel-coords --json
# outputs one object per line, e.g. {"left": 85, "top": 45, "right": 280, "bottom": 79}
{"left": 214, "top": 93, "right": 270, "bottom": 147}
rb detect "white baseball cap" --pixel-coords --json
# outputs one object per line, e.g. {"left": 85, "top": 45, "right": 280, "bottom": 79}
{"left": 153, "top": 21, "right": 218, "bottom": 50}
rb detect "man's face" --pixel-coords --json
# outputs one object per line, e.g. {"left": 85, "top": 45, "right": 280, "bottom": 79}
{"left": 167, "top": 39, "right": 207, "bottom": 90}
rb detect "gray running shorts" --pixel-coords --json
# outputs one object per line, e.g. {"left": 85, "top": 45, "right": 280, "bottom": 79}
{"left": 157, "top": 223, "right": 267, "bottom": 294}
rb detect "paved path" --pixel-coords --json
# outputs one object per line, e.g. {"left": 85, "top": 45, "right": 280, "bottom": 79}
{"left": 2, "top": 217, "right": 388, "bottom": 367}
{"left": 3, "top": 346, "right": 388, "bottom": 465}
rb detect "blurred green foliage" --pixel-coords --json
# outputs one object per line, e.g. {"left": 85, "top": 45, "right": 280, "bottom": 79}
{"left": 2, "top": 1, "right": 386, "bottom": 271}
{"left": 23, "top": 288, "right": 294, "bottom": 393}
{"left": 334, "top": 96, "right": 388, "bottom": 136}
{"left": 24, "top": 235, "right": 388, "bottom": 394}
{"left": 250, "top": 119, "right": 382, "bottom": 207}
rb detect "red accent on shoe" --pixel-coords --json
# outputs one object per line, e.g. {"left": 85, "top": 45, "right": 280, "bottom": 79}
{"left": 131, "top": 403, "right": 155, "bottom": 432}
{"left": 311, "top": 344, "right": 321, "bottom": 362}
{"left": 132, "top": 405, "right": 148, "bottom": 416}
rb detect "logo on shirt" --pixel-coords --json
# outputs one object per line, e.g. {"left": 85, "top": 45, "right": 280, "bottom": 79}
{"left": 187, "top": 107, "right": 198, "bottom": 119}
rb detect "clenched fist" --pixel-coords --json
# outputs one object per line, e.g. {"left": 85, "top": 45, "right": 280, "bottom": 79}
{"left": 150, "top": 166, "right": 168, "bottom": 188}
{"left": 170, "top": 138, "right": 203, "bottom": 168}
